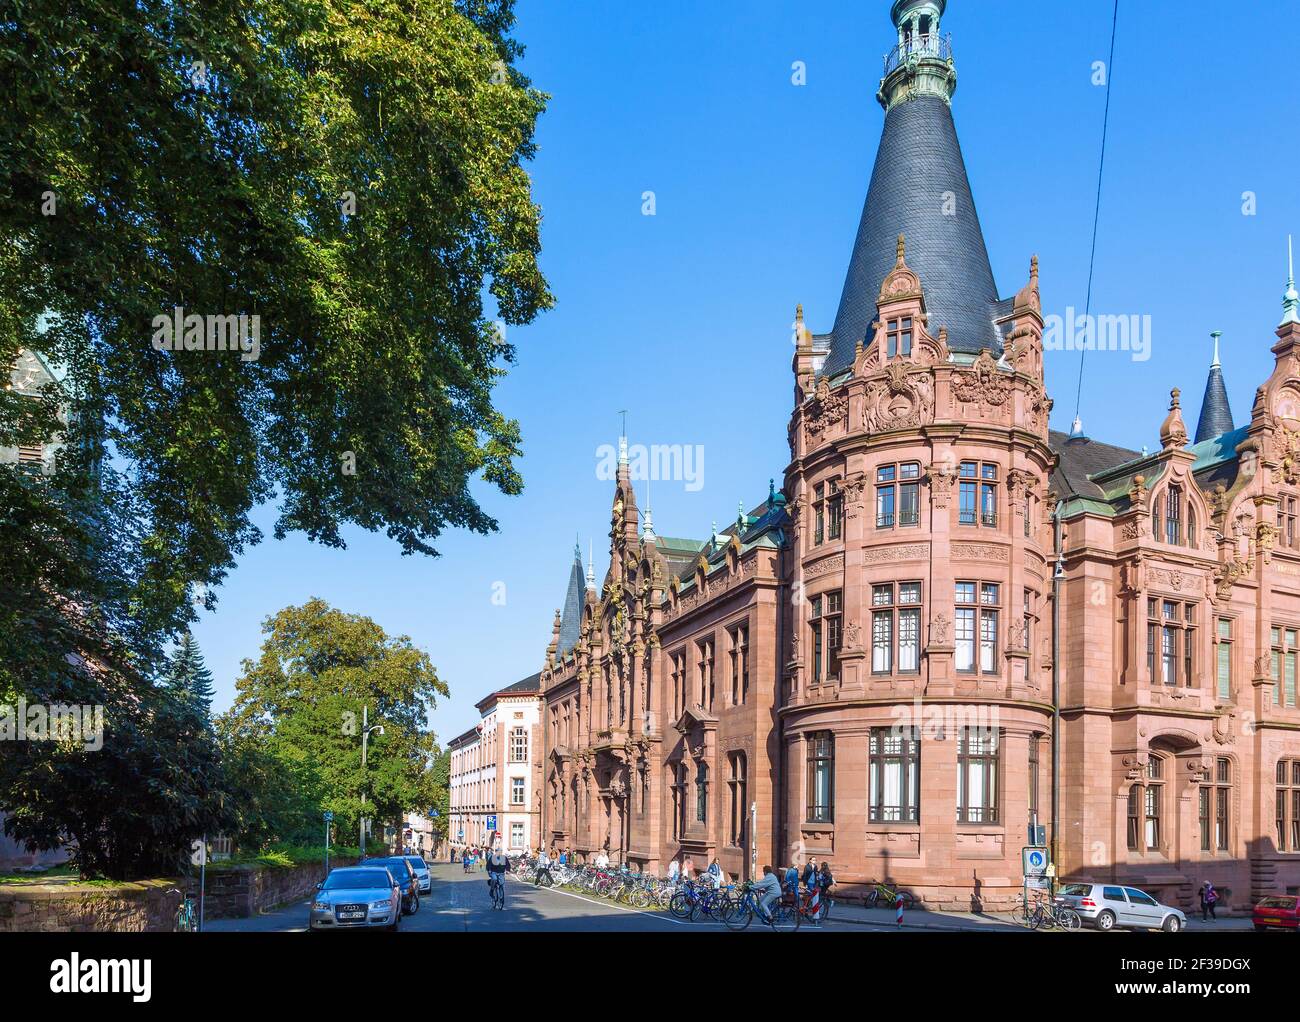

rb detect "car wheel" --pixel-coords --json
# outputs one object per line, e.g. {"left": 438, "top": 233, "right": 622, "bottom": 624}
{"left": 1162, "top": 915, "right": 1182, "bottom": 933}
{"left": 1095, "top": 910, "right": 1116, "bottom": 931}
{"left": 390, "top": 911, "right": 400, "bottom": 932}
{"left": 1254, "top": 924, "right": 1268, "bottom": 932}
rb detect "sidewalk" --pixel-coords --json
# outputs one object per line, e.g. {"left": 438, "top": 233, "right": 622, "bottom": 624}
{"left": 825, "top": 899, "right": 1256, "bottom": 932}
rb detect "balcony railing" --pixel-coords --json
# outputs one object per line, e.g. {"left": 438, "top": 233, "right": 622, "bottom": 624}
{"left": 883, "top": 33, "right": 953, "bottom": 77}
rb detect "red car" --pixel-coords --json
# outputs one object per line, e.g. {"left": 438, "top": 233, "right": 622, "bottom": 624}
{"left": 1253, "top": 895, "right": 1300, "bottom": 931}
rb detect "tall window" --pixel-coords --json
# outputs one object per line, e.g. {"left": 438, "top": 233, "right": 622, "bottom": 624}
{"left": 697, "top": 638, "right": 714, "bottom": 711}
{"left": 728, "top": 753, "right": 747, "bottom": 846}
{"left": 1164, "top": 485, "right": 1182, "bottom": 544}
{"left": 955, "top": 581, "right": 1000, "bottom": 675}
{"left": 1273, "top": 627, "right": 1298, "bottom": 708}
{"left": 1282, "top": 495, "right": 1298, "bottom": 549}
{"left": 806, "top": 732, "right": 834, "bottom": 823}
{"left": 695, "top": 762, "right": 709, "bottom": 824}
{"left": 876, "top": 462, "right": 921, "bottom": 529}
{"left": 671, "top": 763, "right": 687, "bottom": 839}
{"left": 958, "top": 461, "right": 999, "bottom": 527}
{"left": 1216, "top": 618, "right": 1233, "bottom": 701}
{"left": 670, "top": 650, "right": 686, "bottom": 718}
{"left": 1146, "top": 599, "right": 1196, "bottom": 686}
{"left": 869, "top": 727, "right": 919, "bottom": 822}
{"left": 510, "top": 727, "right": 528, "bottom": 763}
{"left": 1028, "top": 733, "right": 1041, "bottom": 826}
{"left": 729, "top": 623, "right": 749, "bottom": 705}
{"left": 1210, "top": 757, "right": 1230, "bottom": 851}
{"left": 813, "top": 483, "right": 826, "bottom": 545}
{"left": 886, "top": 316, "right": 913, "bottom": 359}
{"left": 871, "top": 582, "right": 922, "bottom": 674}
{"left": 511, "top": 776, "right": 525, "bottom": 806}
{"left": 1130, "top": 756, "right": 1163, "bottom": 853}
{"left": 1276, "top": 760, "right": 1300, "bottom": 851}
{"left": 956, "top": 728, "right": 999, "bottom": 824}
{"left": 827, "top": 482, "right": 843, "bottom": 541}
{"left": 810, "top": 591, "right": 842, "bottom": 684}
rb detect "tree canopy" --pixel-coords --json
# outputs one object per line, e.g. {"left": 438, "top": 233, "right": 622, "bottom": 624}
{"left": 222, "top": 599, "right": 448, "bottom": 846}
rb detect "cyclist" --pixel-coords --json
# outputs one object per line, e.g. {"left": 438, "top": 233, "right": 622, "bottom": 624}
{"left": 750, "top": 865, "right": 783, "bottom": 924}
{"left": 486, "top": 845, "right": 511, "bottom": 908}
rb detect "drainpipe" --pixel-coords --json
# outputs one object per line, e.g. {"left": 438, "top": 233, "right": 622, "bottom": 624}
{"left": 1051, "top": 505, "right": 1065, "bottom": 871}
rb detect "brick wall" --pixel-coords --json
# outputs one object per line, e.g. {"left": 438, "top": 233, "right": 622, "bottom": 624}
{"left": 197, "top": 857, "right": 358, "bottom": 920}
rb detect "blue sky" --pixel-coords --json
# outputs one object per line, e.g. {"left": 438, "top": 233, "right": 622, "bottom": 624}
{"left": 192, "top": 0, "right": 1300, "bottom": 743}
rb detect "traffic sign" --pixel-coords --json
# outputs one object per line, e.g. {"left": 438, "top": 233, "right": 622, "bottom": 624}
{"left": 323, "top": 810, "right": 334, "bottom": 823}
{"left": 1022, "top": 846, "right": 1050, "bottom": 877}
{"left": 486, "top": 815, "right": 497, "bottom": 831}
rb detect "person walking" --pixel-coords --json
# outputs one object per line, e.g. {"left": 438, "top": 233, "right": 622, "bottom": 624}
{"left": 1200, "top": 881, "right": 1218, "bottom": 922}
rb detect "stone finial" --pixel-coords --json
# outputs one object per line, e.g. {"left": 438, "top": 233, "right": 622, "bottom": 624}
{"left": 1160, "top": 387, "right": 1188, "bottom": 449}
{"left": 1283, "top": 234, "right": 1300, "bottom": 327}
{"left": 896, "top": 233, "right": 907, "bottom": 267}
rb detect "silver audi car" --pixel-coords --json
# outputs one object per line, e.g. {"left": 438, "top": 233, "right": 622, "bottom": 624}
{"left": 309, "top": 866, "right": 402, "bottom": 931}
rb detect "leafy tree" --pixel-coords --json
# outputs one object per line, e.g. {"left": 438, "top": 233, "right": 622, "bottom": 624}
{"left": 163, "top": 631, "right": 217, "bottom": 716}
{"left": 0, "top": 671, "right": 235, "bottom": 880}
{"left": 2, "top": 0, "right": 552, "bottom": 649}
{"left": 223, "top": 599, "right": 448, "bottom": 849}
{"left": 429, "top": 747, "right": 451, "bottom": 845}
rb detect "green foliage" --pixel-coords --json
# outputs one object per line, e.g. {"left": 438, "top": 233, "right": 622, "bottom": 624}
{"left": 0, "top": 676, "right": 236, "bottom": 881}
{"left": 1, "top": 0, "right": 552, "bottom": 647}
{"left": 162, "top": 631, "right": 217, "bottom": 716}
{"left": 221, "top": 598, "right": 447, "bottom": 850}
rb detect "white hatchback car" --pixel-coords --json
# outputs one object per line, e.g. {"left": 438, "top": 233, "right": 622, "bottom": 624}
{"left": 1056, "top": 882, "right": 1186, "bottom": 932}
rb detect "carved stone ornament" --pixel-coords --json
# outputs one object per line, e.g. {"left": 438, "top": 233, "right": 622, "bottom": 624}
{"left": 1273, "top": 425, "right": 1300, "bottom": 488}
{"left": 805, "top": 377, "right": 848, "bottom": 443}
{"left": 860, "top": 363, "right": 935, "bottom": 434}
{"left": 843, "top": 619, "right": 862, "bottom": 651}
{"left": 928, "top": 612, "right": 951, "bottom": 646}
{"left": 927, "top": 463, "right": 956, "bottom": 509}
{"left": 950, "top": 350, "right": 1011, "bottom": 416}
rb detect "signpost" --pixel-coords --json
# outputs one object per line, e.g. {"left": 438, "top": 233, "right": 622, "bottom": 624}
{"left": 190, "top": 836, "right": 207, "bottom": 933}
{"left": 323, "top": 811, "right": 334, "bottom": 873}
{"left": 1021, "top": 845, "right": 1053, "bottom": 903}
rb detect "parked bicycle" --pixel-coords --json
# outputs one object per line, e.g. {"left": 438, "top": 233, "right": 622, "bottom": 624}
{"left": 173, "top": 890, "right": 197, "bottom": 932}
{"left": 864, "top": 880, "right": 913, "bottom": 910}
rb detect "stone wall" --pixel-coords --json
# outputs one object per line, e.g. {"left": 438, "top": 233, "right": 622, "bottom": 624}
{"left": 197, "top": 857, "right": 357, "bottom": 920}
{"left": 0, "top": 878, "right": 181, "bottom": 932}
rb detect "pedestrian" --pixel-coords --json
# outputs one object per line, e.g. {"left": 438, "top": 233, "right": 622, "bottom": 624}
{"left": 784, "top": 863, "right": 799, "bottom": 902}
{"left": 1201, "top": 881, "right": 1218, "bottom": 922}
{"left": 801, "top": 856, "right": 818, "bottom": 892}
{"left": 706, "top": 858, "right": 722, "bottom": 889}
{"left": 682, "top": 855, "right": 695, "bottom": 881}
{"left": 667, "top": 858, "right": 680, "bottom": 884}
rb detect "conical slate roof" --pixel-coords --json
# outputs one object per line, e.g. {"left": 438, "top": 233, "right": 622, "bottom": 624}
{"left": 1194, "top": 363, "right": 1233, "bottom": 444}
{"left": 821, "top": 94, "right": 1001, "bottom": 377}
{"left": 557, "top": 544, "right": 584, "bottom": 654}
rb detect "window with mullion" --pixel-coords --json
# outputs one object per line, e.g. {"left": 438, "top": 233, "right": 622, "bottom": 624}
{"left": 886, "top": 316, "right": 913, "bottom": 359}
{"left": 1272, "top": 627, "right": 1298, "bottom": 708}
{"left": 806, "top": 732, "right": 834, "bottom": 823}
{"left": 956, "top": 727, "right": 999, "bottom": 824}
{"left": 869, "top": 727, "right": 919, "bottom": 823}
{"left": 1216, "top": 618, "right": 1233, "bottom": 701}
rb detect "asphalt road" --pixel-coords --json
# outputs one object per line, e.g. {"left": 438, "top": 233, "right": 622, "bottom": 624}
{"left": 206, "top": 863, "right": 906, "bottom": 933}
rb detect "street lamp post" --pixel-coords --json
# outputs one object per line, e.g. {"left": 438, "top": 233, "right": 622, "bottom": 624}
{"left": 359, "top": 704, "right": 385, "bottom": 857}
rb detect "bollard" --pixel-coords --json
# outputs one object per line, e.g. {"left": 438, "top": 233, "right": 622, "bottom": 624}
{"left": 896, "top": 899, "right": 904, "bottom": 927}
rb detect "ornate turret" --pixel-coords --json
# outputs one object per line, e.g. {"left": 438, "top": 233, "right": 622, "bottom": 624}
{"left": 1194, "top": 331, "right": 1234, "bottom": 443}
{"left": 821, "top": 0, "right": 1000, "bottom": 376}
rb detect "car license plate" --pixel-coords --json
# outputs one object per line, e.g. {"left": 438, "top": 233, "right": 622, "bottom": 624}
{"left": 340, "top": 911, "right": 365, "bottom": 920}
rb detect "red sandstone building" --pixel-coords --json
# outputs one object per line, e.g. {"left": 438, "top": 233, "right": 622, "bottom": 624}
{"left": 534, "top": 0, "right": 1300, "bottom": 912}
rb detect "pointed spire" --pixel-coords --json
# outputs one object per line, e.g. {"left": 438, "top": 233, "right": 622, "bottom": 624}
{"left": 558, "top": 542, "right": 586, "bottom": 655}
{"left": 1283, "top": 234, "right": 1300, "bottom": 327}
{"left": 586, "top": 539, "right": 596, "bottom": 591}
{"left": 736, "top": 500, "right": 747, "bottom": 534}
{"left": 1195, "top": 331, "right": 1234, "bottom": 443}
{"left": 642, "top": 506, "right": 655, "bottom": 544}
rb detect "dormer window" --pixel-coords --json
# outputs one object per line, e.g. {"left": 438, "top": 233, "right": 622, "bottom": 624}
{"left": 1165, "top": 486, "right": 1182, "bottom": 545}
{"left": 886, "top": 317, "right": 913, "bottom": 359}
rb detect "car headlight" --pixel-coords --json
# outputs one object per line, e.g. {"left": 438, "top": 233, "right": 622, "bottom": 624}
{"left": 313, "top": 901, "right": 329, "bottom": 911}
{"left": 371, "top": 899, "right": 392, "bottom": 910}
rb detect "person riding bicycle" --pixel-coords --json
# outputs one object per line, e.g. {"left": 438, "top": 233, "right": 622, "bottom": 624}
{"left": 486, "top": 846, "right": 511, "bottom": 901}
{"left": 750, "top": 865, "right": 783, "bottom": 924}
